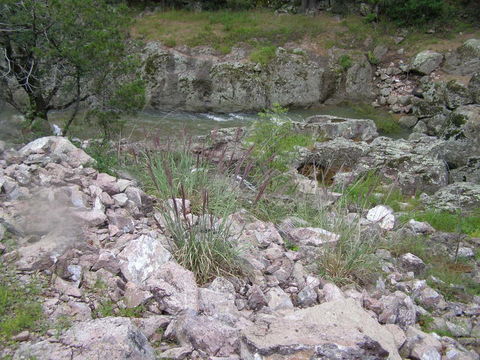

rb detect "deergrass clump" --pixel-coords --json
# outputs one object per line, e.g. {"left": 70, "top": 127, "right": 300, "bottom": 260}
{"left": 161, "top": 192, "right": 246, "bottom": 285}
{"left": 143, "top": 147, "right": 242, "bottom": 215}
{"left": 315, "top": 204, "right": 380, "bottom": 286}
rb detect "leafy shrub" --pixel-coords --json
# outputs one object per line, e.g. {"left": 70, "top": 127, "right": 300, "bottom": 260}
{"left": 383, "top": 0, "right": 453, "bottom": 26}
{"left": 367, "top": 51, "right": 380, "bottom": 65}
{"left": 84, "top": 142, "right": 119, "bottom": 176}
{"left": 338, "top": 55, "right": 352, "bottom": 71}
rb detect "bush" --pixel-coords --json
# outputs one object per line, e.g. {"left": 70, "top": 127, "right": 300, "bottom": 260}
{"left": 382, "top": 0, "right": 453, "bottom": 26}
{"left": 338, "top": 55, "right": 352, "bottom": 71}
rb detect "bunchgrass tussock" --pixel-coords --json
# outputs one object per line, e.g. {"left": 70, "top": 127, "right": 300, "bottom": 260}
{"left": 160, "top": 189, "right": 246, "bottom": 285}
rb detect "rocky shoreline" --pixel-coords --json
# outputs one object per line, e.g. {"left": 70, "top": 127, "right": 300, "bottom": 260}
{"left": 1, "top": 112, "right": 479, "bottom": 359}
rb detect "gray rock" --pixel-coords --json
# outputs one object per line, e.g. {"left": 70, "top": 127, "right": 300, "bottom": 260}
{"left": 412, "top": 120, "right": 428, "bottom": 134}
{"left": 399, "top": 253, "right": 426, "bottom": 276}
{"left": 171, "top": 311, "right": 239, "bottom": 357}
{"left": 345, "top": 58, "right": 374, "bottom": 100}
{"left": 469, "top": 72, "right": 480, "bottom": 103}
{"left": 401, "top": 326, "right": 442, "bottom": 360}
{"left": 147, "top": 261, "right": 199, "bottom": 315}
{"left": 459, "top": 39, "right": 480, "bottom": 59}
{"left": 444, "top": 39, "right": 480, "bottom": 75}
{"left": 240, "top": 298, "right": 401, "bottom": 360}
{"left": 143, "top": 42, "right": 334, "bottom": 113}
{"left": 406, "top": 219, "right": 435, "bottom": 235}
{"left": 302, "top": 115, "right": 378, "bottom": 142}
{"left": 199, "top": 287, "right": 244, "bottom": 325}
{"left": 373, "top": 45, "right": 389, "bottom": 62}
{"left": 454, "top": 105, "right": 480, "bottom": 146}
{"left": 296, "top": 285, "right": 318, "bottom": 308}
{"left": 399, "top": 115, "right": 418, "bottom": 128}
{"left": 247, "top": 285, "right": 268, "bottom": 311}
{"left": 358, "top": 137, "right": 449, "bottom": 194}
{"left": 14, "top": 317, "right": 155, "bottom": 360}
{"left": 286, "top": 227, "right": 340, "bottom": 247}
{"left": 267, "top": 286, "right": 294, "bottom": 311}
{"left": 378, "top": 291, "right": 416, "bottom": 329}
{"left": 445, "top": 80, "right": 473, "bottom": 109}
{"left": 424, "top": 182, "right": 480, "bottom": 213}
{"left": 410, "top": 51, "right": 443, "bottom": 75}
{"left": 118, "top": 234, "right": 172, "bottom": 285}
{"left": 19, "top": 137, "right": 94, "bottom": 168}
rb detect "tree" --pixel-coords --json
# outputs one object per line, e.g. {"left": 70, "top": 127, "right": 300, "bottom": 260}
{"left": 0, "top": 0, "right": 145, "bottom": 136}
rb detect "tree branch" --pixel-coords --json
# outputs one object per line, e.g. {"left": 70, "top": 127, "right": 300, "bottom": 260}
{"left": 48, "top": 94, "right": 90, "bottom": 111}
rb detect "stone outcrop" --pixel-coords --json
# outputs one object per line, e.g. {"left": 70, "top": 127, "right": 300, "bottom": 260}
{"left": 143, "top": 43, "right": 336, "bottom": 112}
{"left": 240, "top": 298, "right": 401, "bottom": 360}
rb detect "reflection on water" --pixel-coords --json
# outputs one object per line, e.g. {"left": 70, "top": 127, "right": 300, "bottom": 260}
{"left": 0, "top": 103, "right": 405, "bottom": 145}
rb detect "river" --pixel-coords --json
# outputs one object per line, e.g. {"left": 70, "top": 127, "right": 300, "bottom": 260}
{"left": 0, "top": 103, "right": 406, "bottom": 146}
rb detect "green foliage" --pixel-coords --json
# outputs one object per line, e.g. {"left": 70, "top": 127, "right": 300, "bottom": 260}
{"left": 250, "top": 46, "right": 277, "bottom": 66}
{"left": 97, "top": 301, "right": 145, "bottom": 318}
{"left": 142, "top": 147, "right": 241, "bottom": 215}
{"left": 403, "top": 210, "right": 480, "bottom": 236}
{"left": 0, "top": 0, "right": 145, "bottom": 136}
{"left": 367, "top": 51, "right": 380, "bottom": 65}
{"left": 84, "top": 142, "right": 119, "bottom": 176}
{"left": 0, "top": 267, "right": 43, "bottom": 340}
{"left": 248, "top": 104, "right": 314, "bottom": 172}
{"left": 161, "top": 200, "right": 246, "bottom": 285}
{"left": 338, "top": 55, "right": 353, "bottom": 71}
{"left": 382, "top": 0, "right": 454, "bottom": 26}
{"left": 134, "top": 9, "right": 324, "bottom": 53}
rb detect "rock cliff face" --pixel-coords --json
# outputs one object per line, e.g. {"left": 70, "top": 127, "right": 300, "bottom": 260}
{"left": 142, "top": 43, "right": 357, "bottom": 112}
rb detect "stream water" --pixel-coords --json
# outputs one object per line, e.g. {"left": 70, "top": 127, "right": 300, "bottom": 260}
{"left": 0, "top": 103, "right": 405, "bottom": 145}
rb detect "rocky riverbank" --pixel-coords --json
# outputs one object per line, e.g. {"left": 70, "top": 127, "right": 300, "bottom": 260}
{"left": 1, "top": 113, "right": 479, "bottom": 359}
{"left": 141, "top": 36, "right": 480, "bottom": 115}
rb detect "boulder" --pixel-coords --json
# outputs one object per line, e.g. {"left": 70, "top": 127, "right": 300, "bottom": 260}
{"left": 302, "top": 115, "right": 378, "bottom": 142}
{"left": 469, "top": 72, "right": 480, "bottom": 103}
{"left": 358, "top": 137, "right": 449, "bottom": 194}
{"left": 146, "top": 261, "right": 199, "bottom": 315}
{"left": 19, "top": 137, "right": 93, "bottom": 168}
{"left": 240, "top": 298, "right": 401, "bottom": 360}
{"left": 142, "top": 42, "right": 334, "bottom": 113}
{"left": 399, "top": 253, "right": 426, "bottom": 276}
{"left": 445, "top": 80, "right": 473, "bottom": 109}
{"left": 14, "top": 317, "right": 155, "bottom": 360}
{"left": 345, "top": 58, "right": 374, "bottom": 100}
{"left": 444, "top": 39, "right": 480, "bottom": 75}
{"left": 454, "top": 105, "right": 480, "bottom": 146}
{"left": 118, "top": 234, "right": 172, "bottom": 285}
{"left": 410, "top": 51, "right": 443, "bottom": 75}
{"left": 423, "top": 182, "right": 480, "bottom": 213}
{"left": 377, "top": 291, "right": 417, "bottom": 329}
{"left": 170, "top": 311, "right": 239, "bottom": 357}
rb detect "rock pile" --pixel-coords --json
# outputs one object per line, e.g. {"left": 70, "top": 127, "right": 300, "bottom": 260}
{"left": 1, "top": 135, "right": 479, "bottom": 359}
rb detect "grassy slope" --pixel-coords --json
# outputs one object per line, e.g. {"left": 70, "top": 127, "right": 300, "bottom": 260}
{"left": 132, "top": 9, "right": 480, "bottom": 57}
